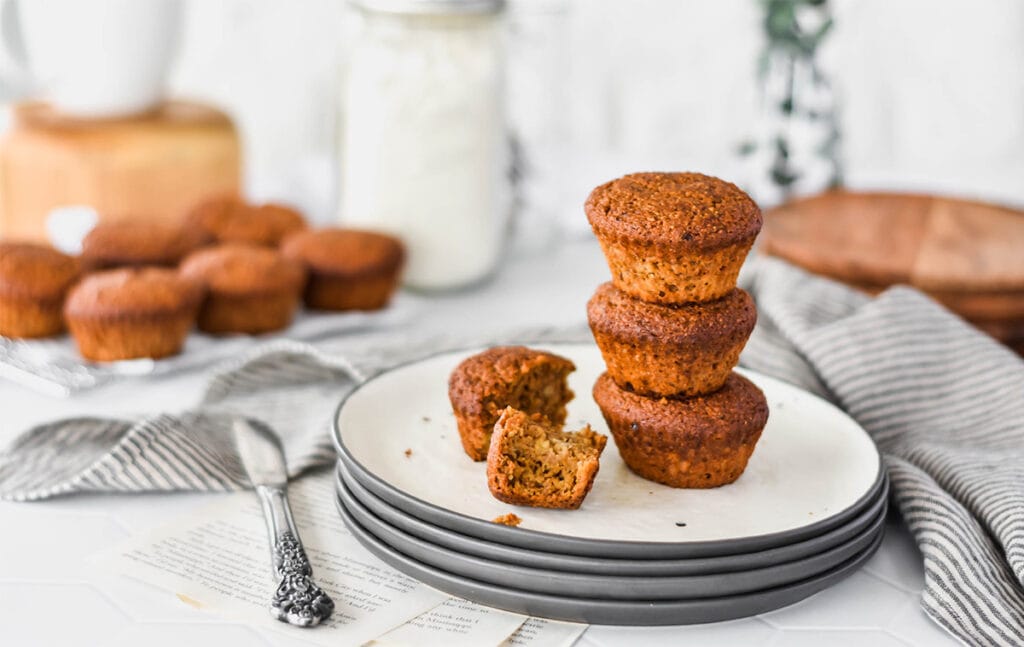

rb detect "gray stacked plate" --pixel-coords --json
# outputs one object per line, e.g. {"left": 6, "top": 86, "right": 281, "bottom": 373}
{"left": 331, "top": 344, "right": 889, "bottom": 625}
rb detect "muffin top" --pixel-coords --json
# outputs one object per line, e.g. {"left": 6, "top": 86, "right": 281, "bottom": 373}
{"left": 65, "top": 268, "right": 203, "bottom": 319}
{"left": 0, "top": 242, "right": 80, "bottom": 300}
{"left": 585, "top": 172, "right": 762, "bottom": 249}
{"left": 81, "top": 221, "right": 210, "bottom": 268}
{"left": 180, "top": 244, "right": 306, "bottom": 296}
{"left": 281, "top": 228, "right": 405, "bottom": 277}
{"left": 187, "top": 196, "right": 307, "bottom": 247}
{"left": 588, "top": 282, "right": 756, "bottom": 345}
{"left": 593, "top": 371, "right": 769, "bottom": 439}
{"left": 448, "top": 346, "right": 575, "bottom": 417}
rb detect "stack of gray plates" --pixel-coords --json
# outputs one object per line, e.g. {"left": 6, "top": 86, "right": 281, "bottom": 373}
{"left": 331, "top": 344, "right": 888, "bottom": 625}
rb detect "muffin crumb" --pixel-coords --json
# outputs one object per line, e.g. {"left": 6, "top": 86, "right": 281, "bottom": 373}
{"left": 492, "top": 513, "right": 522, "bottom": 527}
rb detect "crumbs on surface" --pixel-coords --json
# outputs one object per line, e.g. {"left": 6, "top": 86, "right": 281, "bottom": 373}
{"left": 404, "top": 448, "right": 412, "bottom": 458}
{"left": 492, "top": 513, "right": 522, "bottom": 527}
{"left": 422, "top": 416, "right": 431, "bottom": 423}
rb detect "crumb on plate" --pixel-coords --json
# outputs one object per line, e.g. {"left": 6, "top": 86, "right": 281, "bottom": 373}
{"left": 492, "top": 513, "right": 522, "bottom": 527}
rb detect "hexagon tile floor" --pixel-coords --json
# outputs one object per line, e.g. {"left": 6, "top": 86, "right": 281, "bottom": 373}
{"left": 0, "top": 490, "right": 956, "bottom": 647}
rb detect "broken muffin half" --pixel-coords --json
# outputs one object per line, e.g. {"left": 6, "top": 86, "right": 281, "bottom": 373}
{"left": 486, "top": 407, "right": 607, "bottom": 510}
{"left": 448, "top": 346, "right": 575, "bottom": 461}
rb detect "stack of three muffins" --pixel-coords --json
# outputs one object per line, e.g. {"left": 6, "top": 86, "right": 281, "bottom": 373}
{"left": 586, "top": 172, "right": 769, "bottom": 488}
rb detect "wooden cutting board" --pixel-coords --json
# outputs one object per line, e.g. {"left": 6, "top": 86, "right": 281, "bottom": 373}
{"left": 0, "top": 101, "right": 241, "bottom": 242}
{"left": 761, "top": 191, "right": 1024, "bottom": 348}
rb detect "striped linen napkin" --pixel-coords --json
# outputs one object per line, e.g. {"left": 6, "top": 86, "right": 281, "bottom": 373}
{"left": 1, "top": 256, "right": 1021, "bottom": 645}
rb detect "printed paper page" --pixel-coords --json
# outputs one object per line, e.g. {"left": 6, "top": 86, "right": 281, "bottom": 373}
{"left": 372, "top": 597, "right": 527, "bottom": 647}
{"left": 95, "top": 472, "right": 447, "bottom": 646}
{"left": 502, "top": 617, "right": 588, "bottom": 647}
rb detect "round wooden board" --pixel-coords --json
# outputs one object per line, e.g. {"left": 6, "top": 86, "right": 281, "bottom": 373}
{"left": 762, "top": 191, "right": 1024, "bottom": 342}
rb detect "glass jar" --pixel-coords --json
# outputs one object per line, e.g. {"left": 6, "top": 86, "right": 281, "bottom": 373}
{"left": 339, "top": 0, "right": 509, "bottom": 291}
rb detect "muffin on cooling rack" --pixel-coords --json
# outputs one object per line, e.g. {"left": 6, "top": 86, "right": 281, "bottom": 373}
{"left": 587, "top": 282, "right": 756, "bottom": 397}
{"left": 448, "top": 346, "right": 576, "bottom": 461}
{"left": 187, "top": 195, "right": 307, "bottom": 247}
{"left": 0, "top": 242, "right": 80, "bottom": 338}
{"left": 180, "top": 244, "right": 306, "bottom": 335}
{"left": 593, "top": 371, "right": 768, "bottom": 488}
{"left": 64, "top": 268, "right": 203, "bottom": 361}
{"left": 281, "top": 228, "right": 404, "bottom": 312}
{"left": 487, "top": 407, "right": 607, "bottom": 509}
{"left": 81, "top": 221, "right": 210, "bottom": 269}
{"left": 585, "top": 172, "right": 761, "bottom": 304}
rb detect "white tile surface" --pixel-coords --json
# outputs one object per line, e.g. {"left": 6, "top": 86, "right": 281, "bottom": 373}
{"left": 0, "top": 582, "right": 129, "bottom": 647}
{"left": 583, "top": 618, "right": 778, "bottom": 647}
{"left": 768, "top": 629, "right": 908, "bottom": 647}
{"left": 759, "top": 571, "right": 908, "bottom": 630}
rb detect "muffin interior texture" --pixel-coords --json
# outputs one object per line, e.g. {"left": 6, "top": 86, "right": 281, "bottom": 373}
{"left": 484, "top": 362, "right": 573, "bottom": 427}
{"left": 488, "top": 407, "right": 607, "bottom": 509}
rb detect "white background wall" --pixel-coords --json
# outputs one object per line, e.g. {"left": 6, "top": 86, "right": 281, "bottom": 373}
{"left": 5, "top": 0, "right": 1024, "bottom": 232}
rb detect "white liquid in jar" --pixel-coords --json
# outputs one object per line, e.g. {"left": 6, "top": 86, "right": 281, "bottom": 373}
{"left": 339, "top": 13, "right": 508, "bottom": 291}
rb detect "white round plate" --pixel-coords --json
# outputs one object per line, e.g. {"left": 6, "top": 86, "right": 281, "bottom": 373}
{"left": 333, "top": 343, "right": 881, "bottom": 552}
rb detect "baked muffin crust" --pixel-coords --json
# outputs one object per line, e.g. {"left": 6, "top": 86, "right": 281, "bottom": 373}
{"left": 593, "top": 371, "right": 769, "bottom": 488}
{"left": 448, "top": 346, "right": 576, "bottom": 461}
{"left": 187, "top": 196, "right": 307, "bottom": 247}
{"left": 64, "top": 268, "right": 202, "bottom": 361}
{"left": 588, "top": 282, "right": 756, "bottom": 396}
{"left": 180, "top": 244, "right": 306, "bottom": 334}
{"left": 81, "top": 221, "right": 210, "bottom": 268}
{"left": 0, "top": 242, "right": 80, "bottom": 337}
{"left": 585, "top": 172, "right": 761, "bottom": 250}
{"left": 487, "top": 407, "right": 607, "bottom": 509}
{"left": 281, "top": 228, "right": 405, "bottom": 311}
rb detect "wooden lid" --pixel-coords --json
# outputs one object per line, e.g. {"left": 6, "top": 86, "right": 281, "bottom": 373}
{"left": 762, "top": 191, "right": 1024, "bottom": 326}
{"left": 11, "top": 100, "right": 233, "bottom": 132}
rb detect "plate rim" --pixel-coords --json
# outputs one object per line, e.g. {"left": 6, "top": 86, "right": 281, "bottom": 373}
{"left": 336, "top": 465, "right": 888, "bottom": 600}
{"left": 336, "top": 460, "right": 890, "bottom": 575}
{"left": 332, "top": 342, "right": 884, "bottom": 558}
{"left": 334, "top": 492, "right": 886, "bottom": 625}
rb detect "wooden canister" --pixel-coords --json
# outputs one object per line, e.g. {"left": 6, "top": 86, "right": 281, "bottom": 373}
{"left": 0, "top": 101, "right": 241, "bottom": 241}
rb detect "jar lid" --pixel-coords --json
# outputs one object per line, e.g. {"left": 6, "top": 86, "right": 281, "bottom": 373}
{"left": 350, "top": 0, "right": 505, "bottom": 15}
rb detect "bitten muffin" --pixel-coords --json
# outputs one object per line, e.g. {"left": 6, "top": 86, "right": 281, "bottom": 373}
{"left": 81, "top": 221, "right": 211, "bottom": 269}
{"left": 64, "top": 268, "right": 203, "bottom": 361}
{"left": 281, "top": 228, "right": 405, "bottom": 311}
{"left": 593, "top": 372, "right": 769, "bottom": 488}
{"left": 587, "top": 282, "right": 757, "bottom": 397}
{"left": 448, "top": 346, "right": 576, "bottom": 461}
{"left": 187, "top": 196, "right": 307, "bottom": 247}
{"left": 585, "top": 172, "right": 762, "bottom": 304}
{"left": 487, "top": 407, "right": 607, "bottom": 510}
{"left": 0, "top": 242, "right": 80, "bottom": 338}
{"left": 180, "top": 244, "right": 306, "bottom": 335}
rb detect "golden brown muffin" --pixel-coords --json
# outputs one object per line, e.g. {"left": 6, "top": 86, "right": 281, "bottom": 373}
{"left": 180, "top": 244, "right": 306, "bottom": 335}
{"left": 0, "top": 242, "right": 80, "bottom": 338}
{"left": 64, "top": 268, "right": 203, "bottom": 361}
{"left": 487, "top": 407, "right": 607, "bottom": 509}
{"left": 587, "top": 282, "right": 757, "bottom": 397}
{"left": 281, "top": 228, "right": 405, "bottom": 311}
{"left": 448, "top": 346, "right": 576, "bottom": 461}
{"left": 593, "top": 372, "right": 768, "bottom": 488}
{"left": 187, "top": 196, "right": 308, "bottom": 247}
{"left": 80, "top": 221, "right": 211, "bottom": 269}
{"left": 586, "top": 172, "right": 762, "bottom": 304}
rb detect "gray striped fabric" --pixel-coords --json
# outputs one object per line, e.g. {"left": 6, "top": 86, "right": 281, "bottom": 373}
{"left": 1, "top": 257, "right": 1021, "bottom": 644}
{"left": 740, "top": 257, "right": 1024, "bottom": 646}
